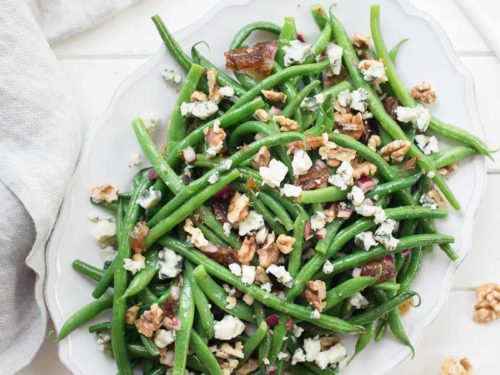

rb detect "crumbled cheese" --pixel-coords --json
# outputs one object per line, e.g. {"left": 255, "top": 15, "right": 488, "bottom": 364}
{"left": 292, "top": 324, "right": 304, "bottom": 338}
{"left": 266, "top": 265, "right": 294, "bottom": 288}
{"left": 130, "top": 153, "right": 142, "bottom": 166}
{"left": 259, "top": 159, "right": 288, "bottom": 188}
{"left": 355, "top": 201, "right": 386, "bottom": 224}
{"left": 352, "top": 267, "right": 362, "bottom": 278}
{"left": 241, "top": 265, "right": 256, "bottom": 285}
{"left": 223, "top": 222, "right": 232, "bottom": 236}
{"left": 154, "top": 329, "right": 176, "bottom": 348}
{"left": 277, "top": 352, "right": 289, "bottom": 361}
{"left": 220, "top": 159, "right": 232, "bottom": 171}
{"left": 310, "top": 211, "right": 327, "bottom": 231}
{"left": 359, "top": 60, "right": 386, "bottom": 82}
{"left": 180, "top": 101, "right": 219, "bottom": 119}
{"left": 260, "top": 282, "right": 272, "bottom": 292}
{"left": 292, "top": 150, "right": 313, "bottom": 176}
{"left": 349, "top": 292, "right": 370, "bottom": 309}
{"left": 328, "top": 161, "right": 354, "bottom": 190}
{"left": 427, "top": 171, "right": 435, "bottom": 179}
{"left": 158, "top": 247, "right": 183, "bottom": 279}
{"left": 337, "top": 90, "right": 351, "bottom": 108}
{"left": 238, "top": 210, "right": 265, "bottom": 236}
{"left": 99, "top": 246, "right": 117, "bottom": 262}
{"left": 415, "top": 134, "right": 440, "bottom": 155}
{"left": 315, "top": 343, "right": 348, "bottom": 370}
{"left": 123, "top": 257, "right": 145, "bottom": 274}
{"left": 304, "top": 337, "right": 322, "bottom": 361}
{"left": 301, "top": 93, "right": 325, "bottom": 112}
{"left": 350, "top": 88, "right": 369, "bottom": 113}
{"left": 374, "top": 219, "right": 400, "bottom": 250}
{"left": 137, "top": 187, "right": 162, "bottom": 209}
{"left": 281, "top": 183, "right": 302, "bottom": 198}
{"left": 283, "top": 40, "right": 312, "bottom": 67}
{"left": 140, "top": 114, "right": 161, "bottom": 132}
{"left": 348, "top": 186, "right": 365, "bottom": 206}
{"left": 182, "top": 146, "right": 196, "bottom": 163}
{"left": 214, "top": 315, "right": 246, "bottom": 340}
{"left": 420, "top": 193, "right": 438, "bottom": 209}
{"left": 229, "top": 263, "right": 242, "bottom": 277}
{"left": 396, "top": 105, "right": 430, "bottom": 132}
{"left": 322, "top": 260, "right": 334, "bottom": 274}
{"left": 226, "top": 296, "right": 237, "bottom": 309}
{"left": 208, "top": 171, "right": 220, "bottom": 184}
{"left": 96, "top": 332, "right": 111, "bottom": 352}
{"left": 219, "top": 86, "right": 235, "bottom": 99}
{"left": 161, "top": 68, "right": 182, "bottom": 88}
{"left": 255, "top": 227, "right": 268, "bottom": 245}
{"left": 242, "top": 294, "right": 254, "bottom": 305}
{"left": 291, "top": 348, "right": 306, "bottom": 365}
{"left": 326, "top": 43, "right": 343, "bottom": 75}
{"left": 311, "top": 309, "right": 321, "bottom": 319}
{"left": 354, "top": 231, "right": 378, "bottom": 251}
{"left": 91, "top": 219, "right": 117, "bottom": 248}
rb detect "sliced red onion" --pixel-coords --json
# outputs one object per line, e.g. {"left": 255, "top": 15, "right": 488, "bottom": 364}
{"left": 266, "top": 314, "right": 280, "bottom": 328}
{"left": 401, "top": 249, "right": 411, "bottom": 257}
{"left": 267, "top": 367, "right": 277, "bottom": 375}
{"left": 297, "top": 33, "right": 305, "bottom": 42}
{"left": 383, "top": 255, "right": 395, "bottom": 264}
{"left": 269, "top": 106, "right": 282, "bottom": 116}
{"left": 148, "top": 168, "right": 158, "bottom": 180}
{"left": 213, "top": 185, "right": 232, "bottom": 200}
{"left": 336, "top": 205, "right": 353, "bottom": 219}
{"left": 315, "top": 228, "right": 327, "bottom": 240}
{"left": 356, "top": 176, "right": 378, "bottom": 193}
{"left": 304, "top": 221, "right": 313, "bottom": 240}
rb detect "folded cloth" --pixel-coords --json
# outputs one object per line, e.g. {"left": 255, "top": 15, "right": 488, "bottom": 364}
{"left": 0, "top": 1, "right": 81, "bottom": 373}
{"left": 455, "top": 0, "right": 500, "bottom": 60}
{"left": 25, "top": 0, "right": 140, "bottom": 42}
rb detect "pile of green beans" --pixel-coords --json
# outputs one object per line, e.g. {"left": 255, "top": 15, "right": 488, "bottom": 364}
{"left": 55, "top": 3, "right": 489, "bottom": 374}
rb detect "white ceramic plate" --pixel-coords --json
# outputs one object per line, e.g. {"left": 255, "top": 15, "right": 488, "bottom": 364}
{"left": 46, "top": 0, "right": 487, "bottom": 374}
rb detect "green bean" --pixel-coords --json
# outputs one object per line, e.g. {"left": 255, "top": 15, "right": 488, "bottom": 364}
{"left": 193, "top": 264, "right": 255, "bottom": 323}
{"left": 314, "top": 220, "right": 343, "bottom": 256}
{"left": 325, "top": 276, "right": 379, "bottom": 311}
{"left": 311, "top": 4, "right": 329, "bottom": 30}
{"left": 258, "top": 191, "right": 294, "bottom": 231}
{"left": 304, "top": 363, "right": 339, "bottom": 375}
{"left": 138, "top": 287, "right": 160, "bottom": 306}
{"left": 365, "top": 173, "right": 422, "bottom": 200}
{"left": 389, "top": 38, "right": 408, "bottom": 62}
{"left": 432, "top": 145, "right": 476, "bottom": 169}
{"left": 146, "top": 169, "right": 240, "bottom": 248}
{"left": 247, "top": 190, "right": 287, "bottom": 235}
{"left": 164, "top": 241, "right": 363, "bottom": 333}
{"left": 127, "top": 343, "right": 157, "bottom": 359}
{"left": 387, "top": 286, "right": 414, "bottom": 355}
{"left": 196, "top": 205, "right": 241, "bottom": 249}
{"left": 276, "top": 17, "right": 297, "bottom": 68}
{"left": 90, "top": 199, "right": 119, "bottom": 213}
{"left": 348, "top": 291, "right": 417, "bottom": 325}
{"left": 288, "top": 210, "right": 309, "bottom": 277}
{"left": 121, "top": 250, "right": 159, "bottom": 299}
{"left": 350, "top": 320, "right": 377, "bottom": 363}
{"left": 140, "top": 334, "right": 160, "bottom": 357}
{"left": 190, "top": 330, "right": 224, "bottom": 375}
{"left": 72, "top": 260, "right": 104, "bottom": 282}
{"left": 227, "top": 121, "right": 274, "bottom": 149}
{"left": 370, "top": 5, "right": 491, "bottom": 158}
{"left": 167, "top": 64, "right": 205, "bottom": 153}
{"left": 88, "top": 321, "right": 112, "bottom": 333}
{"left": 230, "top": 21, "right": 282, "bottom": 50}
{"left": 399, "top": 246, "right": 426, "bottom": 290}
{"left": 53, "top": 295, "right": 113, "bottom": 341}
{"left": 375, "top": 319, "right": 388, "bottom": 342}
{"left": 151, "top": 16, "right": 192, "bottom": 72}
{"left": 190, "top": 265, "right": 215, "bottom": 340}
{"left": 196, "top": 222, "right": 226, "bottom": 246}
{"left": 300, "top": 186, "right": 348, "bottom": 204}
{"left": 330, "top": 10, "right": 461, "bottom": 210}
{"left": 269, "top": 314, "right": 288, "bottom": 363}
{"left": 173, "top": 262, "right": 195, "bottom": 375}
{"left": 374, "top": 281, "right": 401, "bottom": 292}
{"left": 287, "top": 207, "right": 448, "bottom": 300}
{"left": 281, "top": 80, "right": 320, "bottom": 119}
{"left": 243, "top": 321, "right": 268, "bottom": 361}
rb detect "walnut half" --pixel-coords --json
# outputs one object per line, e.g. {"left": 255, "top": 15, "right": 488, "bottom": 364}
{"left": 440, "top": 357, "right": 473, "bottom": 375}
{"left": 304, "top": 280, "right": 326, "bottom": 312}
{"left": 411, "top": 81, "right": 436, "bottom": 104}
{"left": 379, "top": 140, "right": 411, "bottom": 163}
{"left": 473, "top": 283, "right": 500, "bottom": 323}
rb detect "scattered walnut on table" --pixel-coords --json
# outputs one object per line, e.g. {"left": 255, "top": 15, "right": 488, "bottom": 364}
{"left": 411, "top": 81, "right": 437, "bottom": 103}
{"left": 379, "top": 139, "right": 411, "bottom": 163}
{"left": 473, "top": 282, "right": 500, "bottom": 323}
{"left": 440, "top": 357, "right": 473, "bottom": 375}
{"left": 91, "top": 184, "right": 119, "bottom": 204}
{"left": 304, "top": 280, "right": 327, "bottom": 312}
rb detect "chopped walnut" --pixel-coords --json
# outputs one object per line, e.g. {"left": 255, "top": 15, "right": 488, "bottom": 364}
{"left": 91, "top": 184, "right": 119, "bottom": 204}
{"left": 411, "top": 81, "right": 436, "bottom": 104}
{"left": 352, "top": 159, "right": 377, "bottom": 180}
{"left": 319, "top": 141, "right": 356, "bottom": 167}
{"left": 254, "top": 108, "right": 270, "bottom": 122}
{"left": 237, "top": 235, "right": 257, "bottom": 264}
{"left": 399, "top": 300, "right": 412, "bottom": 315}
{"left": 257, "top": 236, "right": 279, "bottom": 268}
{"left": 367, "top": 134, "right": 382, "bottom": 151}
{"left": 207, "top": 68, "right": 223, "bottom": 102}
{"left": 128, "top": 221, "right": 149, "bottom": 254}
{"left": 254, "top": 265, "right": 271, "bottom": 284}
{"left": 204, "top": 120, "right": 226, "bottom": 157}
{"left": 227, "top": 192, "right": 250, "bottom": 224}
{"left": 251, "top": 146, "right": 271, "bottom": 169}
{"left": 261, "top": 89, "right": 287, "bottom": 103}
{"left": 304, "top": 280, "right": 327, "bottom": 312}
{"left": 319, "top": 335, "right": 341, "bottom": 351}
{"left": 400, "top": 157, "right": 418, "bottom": 173}
{"left": 183, "top": 218, "right": 208, "bottom": 249}
{"left": 190, "top": 90, "right": 208, "bottom": 102}
{"left": 135, "top": 303, "right": 164, "bottom": 337}
{"left": 334, "top": 112, "right": 365, "bottom": 140}
{"left": 236, "top": 359, "right": 260, "bottom": 375}
{"left": 440, "top": 357, "right": 473, "bottom": 375}
{"left": 352, "top": 33, "right": 371, "bottom": 53}
{"left": 438, "top": 162, "right": 459, "bottom": 177}
{"left": 276, "top": 234, "right": 296, "bottom": 254}
{"left": 274, "top": 115, "right": 300, "bottom": 132}
{"left": 287, "top": 134, "right": 328, "bottom": 154}
{"left": 125, "top": 305, "right": 140, "bottom": 325}
{"left": 294, "top": 163, "right": 330, "bottom": 190}
{"left": 427, "top": 189, "right": 446, "bottom": 209}
{"left": 473, "top": 283, "right": 500, "bottom": 323}
{"left": 379, "top": 140, "right": 411, "bottom": 163}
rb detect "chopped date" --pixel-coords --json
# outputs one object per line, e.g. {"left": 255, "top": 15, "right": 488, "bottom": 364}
{"left": 382, "top": 96, "right": 400, "bottom": 121}
{"left": 212, "top": 200, "right": 229, "bottom": 223}
{"left": 162, "top": 294, "right": 179, "bottom": 318}
{"left": 294, "top": 164, "right": 329, "bottom": 191}
{"left": 205, "top": 246, "right": 239, "bottom": 266}
{"left": 360, "top": 256, "right": 397, "bottom": 282}
{"left": 224, "top": 41, "right": 277, "bottom": 76}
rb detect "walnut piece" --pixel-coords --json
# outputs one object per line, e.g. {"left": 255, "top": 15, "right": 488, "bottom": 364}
{"left": 400, "top": 157, "right": 418, "bottom": 173}
{"left": 135, "top": 303, "right": 164, "bottom": 337}
{"left": 207, "top": 68, "right": 223, "bottom": 102}
{"left": 254, "top": 265, "right": 271, "bottom": 284}
{"left": 183, "top": 218, "right": 208, "bottom": 249}
{"left": 91, "top": 184, "right": 119, "bottom": 204}
{"left": 125, "top": 305, "right": 140, "bottom": 325}
{"left": 294, "top": 163, "right": 330, "bottom": 191}
{"left": 254, "top": 108, "right": 270, "bottom": 122}
{"left": 274, "top": 115, "right": 300, "bottom": 132}
{"left": 319, "top": 141, "right": 356, "bottom": 168}
{"left": 203, "top": 120, "right": 226, "bottom": 157}
{"left": 257, "top": 236, "right": 279, "bottom": 268}
{"left": 334, "top": 112, "right": 365, "bottom": 140}
{"left": 352, "top": 33, "right": 371, "bottom": 52}
{"left": 440, "top": 357, "right": 473, "bottom": 375}
{"left": 427, "top": 189, "right": 446, "bottom": 209}
{"left": 352, "top": 159, "right": 377, "bottom": 180}
{"left": 399, "top": 299, "right": 412, "bottom": 315}
{"left": 379, "top": 140, "right": 411, "bottom": 163}
{"left": 411, "top": 81, "right": 436, "bottom": 104}
{"left": 251, "top": 146, "right": 270, "bottom": 169}
{"left": 128, "top": 221, "right": 149, "bottom": 254}
{"left": 237, "top": 235, "right": 257, "bottom": 265}
{"left": 473, "top": 283, "right": 500, "bottom": 323}
{"left": 438, "top": 162, "right": 459, "bottom": 177}
{"left": 261, "top": 89, "right": 287, "bottom": 103}
{"left": 276, "top": 234, "right": 296, "bottom": 254}
{"left": 190, "top": 90, "right": 208, "bottom": 102}
{"left": 304, "top": 280, "right": 327, "bottom": 312}
{"left": 287, "top": 134, "right": 328, "bottom": 154}
{"left": 236, "top": 359, "right": 260, "bottom": 375}
{"left": 227, "top": 192, "right": 250, "bottom": 224}
{"left": 367, "top": 134, "right": 381, "bottom": 151}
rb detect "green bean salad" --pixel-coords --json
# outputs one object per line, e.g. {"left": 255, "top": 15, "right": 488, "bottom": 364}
{"left": 54, "top": 4, "right": 490, "bottom": 375}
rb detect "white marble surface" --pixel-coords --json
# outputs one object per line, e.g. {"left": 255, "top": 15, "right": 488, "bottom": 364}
{"left": 18, "top": 0, "right": 500, "bottom": 373}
